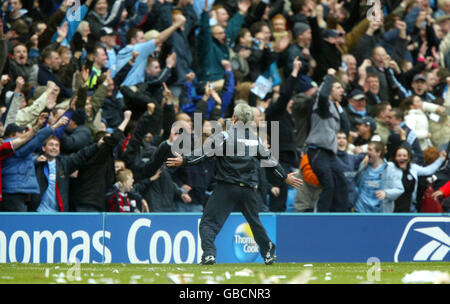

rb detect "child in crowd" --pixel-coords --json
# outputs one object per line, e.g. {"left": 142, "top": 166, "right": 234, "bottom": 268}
{"left": 106, "top": 168, "right": 138, "bottom": 213}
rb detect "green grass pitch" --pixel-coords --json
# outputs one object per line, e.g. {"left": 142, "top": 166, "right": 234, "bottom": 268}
{"left": 0, "top": 262, "right": 448, "bottom": 284}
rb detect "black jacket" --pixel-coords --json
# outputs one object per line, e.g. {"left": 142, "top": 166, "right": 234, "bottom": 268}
{"left": 310, "top": 17, "right": 342, "bottom": 83}
{"left": 60, "top": 125, "right": 94, "bottom": 155}
{"left": 265, "top": 74, "right": 299, "bottom": 167}
{"left": 37, "top": 64, "right": 73, "bottom": 99}
{"left": 70, "top": 130, "right": 125, "bottom": 211}
{"left": 134, "top": 167, "right": 182, "bottom": 212}
{"left": 182, "top": 126, "right": 288, "bottom": 189}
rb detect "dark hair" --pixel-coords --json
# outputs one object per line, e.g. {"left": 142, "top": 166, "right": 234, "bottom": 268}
{"left": 250, "top": 21, "right": 269, "bottom": 37}
{"left": 10, "top": 19, "right": 29, "bottom": 37}
{"left": 391, "top": 107, "right": 404, "bottom": 121}
{"left": 12, "top": 43, "right": 28, "bottom": 53}
{"left": 235, "top": 28, "right": 251, "bottom": 47}
{"left": 391, "top": 145, "right": 412, "bottom": 170}
{"left": 94, "top": 130, "right": 109, "bottom": 142}
{"left": 372, "top": 101, "right": 391, "bottom": 118}
{"left": 126, "top": 28, "right": 142, "bottom": 44}
{"left": 366, "top": 72, "right": 379, "bottom": 80}
{"left": 433, "top": 97, "right": 445, "bottom": 106}
{"left": 41, "top": 47, "right": 57, "bottom": 62}
{"left": 291, "top": 0, "right": 307, "bottom": 14}
{"left": 399, "top": 96, "right": 414, "bottom": 113}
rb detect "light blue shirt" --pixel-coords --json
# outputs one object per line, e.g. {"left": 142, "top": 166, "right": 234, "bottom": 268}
{"left": 193, "top": 0, "right": 215, "bottom": 19}
{"left": 37, "top": 160, "right": 58, "bottom": 213}
{"left": 355, "top": 163, "right": 385, "bottom": 213}
{"left": 106, "top": 47, "right": 118, "bottom": 78}
{"left": 115, "top": 39, "right": 157, "bottom": 99}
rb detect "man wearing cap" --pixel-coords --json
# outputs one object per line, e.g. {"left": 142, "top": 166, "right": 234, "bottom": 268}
{"left": 394, "top": 73, "right": 437, "bottom": 103}
{"left": 348, "top": 116, "right": 381, "bottom": 155}
{"left": 310, "top": 15, "right": 343, "bottom": 82}
{"left": 281, "top": 21, "right": 311, "bottom": 79}
{"left": 0, "top": 121, "right": 34, "bottom": 209}
{"left": 410, "top": 73, "right": 435, "bottom": 102}
{"left": 1, "top": 114, "right": 69, "bottom": 212}
{"left": 345, "top": 89, "right": 369, "bottom": 131}
{"left": 99, "top": 27, "right": 119, "bottom": 78}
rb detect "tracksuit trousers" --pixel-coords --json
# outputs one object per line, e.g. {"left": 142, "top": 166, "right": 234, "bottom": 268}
{"left": 307, "top": 147, "right": 349, "bottom": 212}
{"left": 199, "top": 182, "right": 273, "bottom": 259}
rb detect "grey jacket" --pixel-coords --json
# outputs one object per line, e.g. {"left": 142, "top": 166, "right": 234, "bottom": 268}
{"left": 305, "top": 74, "right": 341, "bottom": 154}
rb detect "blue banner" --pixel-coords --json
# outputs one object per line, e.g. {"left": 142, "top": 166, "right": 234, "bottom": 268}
{"left": 0, "top": 214, "right": 104, "bottom": 263}
{"left": 0, "top": 213, "right": 448, "bottom": 263}
{"left": 103, "top": 213, "right": 276, "bottom": 264}
{"left": 276, "top": 214, "right": 450, "bottom": 263}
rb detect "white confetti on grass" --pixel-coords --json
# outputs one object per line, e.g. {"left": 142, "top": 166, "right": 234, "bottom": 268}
{"left": 402, "top": 271, "right": 450, "bottom": 284}
{"left": 234, "top": 268, "right": 255, "bottom": 277}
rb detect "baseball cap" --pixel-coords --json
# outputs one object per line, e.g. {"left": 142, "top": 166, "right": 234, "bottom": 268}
{"left": 292, "top": 22, "right": 311, "bottom": 37}
{"left": 355, "top": 116, "right": 377, "bottom": 131}
{"left": 323, "top": 29, "right": 343, "bottom": 39}
{"left": 297, "top": 75, "right": 318, "bottom": 93}
{"left": 348, "top": 89, "right": 366, "bottom": 101}
{"left": 412, "top": 73, "right": 426, "bottom": 82}
{"left": 100, "top": 27, "right": 118, "bottom": 37}
{"left": 3, "top": 123, "right": 27, "bottom": 137}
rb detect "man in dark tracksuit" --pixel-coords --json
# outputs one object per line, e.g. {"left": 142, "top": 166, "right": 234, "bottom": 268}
{"left": 305, "top": 68, "right": 349, "bottom": 212}
{"left": 167, "top": 103, "right": 302, "bottom": 265}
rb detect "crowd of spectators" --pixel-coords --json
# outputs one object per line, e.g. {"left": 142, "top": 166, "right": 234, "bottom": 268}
{"left": 0, "top": 0, "right": 449, "bottom": 214}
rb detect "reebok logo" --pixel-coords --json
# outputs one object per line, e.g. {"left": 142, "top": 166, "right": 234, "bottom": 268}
{"left": 412, "top": 227, "right": 450, "bottom": 261}
{"left": 394, "top": 217, "right": 450, "bottom": 262}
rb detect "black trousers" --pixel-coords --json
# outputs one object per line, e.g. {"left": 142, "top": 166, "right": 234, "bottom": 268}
{"left": 0, "top": 194, "right": 28, "bottom": 212}
{"left": 307, "top": 148, "right": 349, "bottom": 212}
{"left": 199, "top": 182, "right": 273, "bottom": 259}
